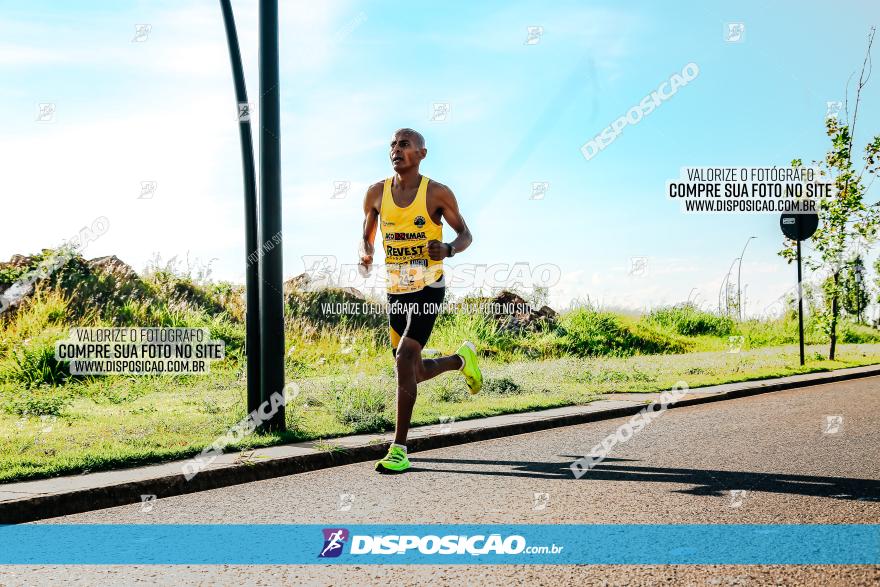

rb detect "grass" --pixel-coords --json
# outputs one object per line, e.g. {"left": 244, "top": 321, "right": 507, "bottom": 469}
{"left": 2, "top": 341, "right": 880, "bottom": 483}
{"left": 2, "top": 251, "right": 880, "bottom": 483}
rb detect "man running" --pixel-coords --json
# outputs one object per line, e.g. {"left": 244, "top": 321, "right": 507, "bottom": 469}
{"left": 359, "top": 128, "right": 482, "bottom": 474}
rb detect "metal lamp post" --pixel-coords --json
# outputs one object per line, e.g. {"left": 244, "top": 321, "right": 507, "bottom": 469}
{"left": 737, "top": 236, "right": 757, "bottom": 321}
{"left": 219, "top": 0, "right": 260, "bottom": 415}
{"left": 720, "top": 257, "right": 740, "bottom": 317}
{"left": 218, "top": 0, "right": 286, "bottom": 431}
{"left": 258, "top": 0, "right": 286, "bottom": 432}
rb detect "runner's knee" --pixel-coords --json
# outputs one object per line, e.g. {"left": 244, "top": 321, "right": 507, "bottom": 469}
{"left": 394, "top": 341, "right": 420, "bottom": 368}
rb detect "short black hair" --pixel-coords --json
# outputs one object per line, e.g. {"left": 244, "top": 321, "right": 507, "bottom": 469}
{"left": 393, "top": 128, "right": 425, "bottom": 149}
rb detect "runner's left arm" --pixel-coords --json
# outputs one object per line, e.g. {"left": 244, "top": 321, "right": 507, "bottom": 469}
{"left": 427, "top": 184, "right": 473, "bottom": 260}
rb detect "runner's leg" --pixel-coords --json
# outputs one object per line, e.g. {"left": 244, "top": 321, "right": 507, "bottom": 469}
{"left": 393, "top": 336, "right": 422, "bottom": 445}
{"left": 388, "top": 283, "right": 457, "bottom": 445}
{"left": 410, "top": 283, "right": 459, "bottom": 383}
{"left": 416, "top": 354, "right": 463, "bottom": 383}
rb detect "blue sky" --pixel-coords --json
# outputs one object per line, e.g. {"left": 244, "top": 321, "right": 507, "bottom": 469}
{"left": 2, "top": 0, "right": 879, "bottom": 315}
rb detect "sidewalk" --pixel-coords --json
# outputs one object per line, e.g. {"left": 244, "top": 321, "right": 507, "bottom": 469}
{"left": 2, "top": 364, "right": 879, "bottom": 524}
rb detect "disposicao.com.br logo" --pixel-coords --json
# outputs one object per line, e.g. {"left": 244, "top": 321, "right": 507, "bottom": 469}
{"left": 319, "top": 528, "right": 349, "bottom": 558}
{"left": 319, "top": 528, "right": 563, "bottom": 558}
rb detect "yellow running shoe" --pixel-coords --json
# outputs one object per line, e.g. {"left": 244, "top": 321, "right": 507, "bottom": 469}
{"left": 375, "top": 445, "right": 411, "bottom": 474}
{"left": 456, "top": 341, "right": 482, "bottom": 394}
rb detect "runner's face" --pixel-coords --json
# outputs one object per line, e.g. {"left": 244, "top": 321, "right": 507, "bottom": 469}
{"left": 390, "top": 134, "right": 424, "bottom": 172}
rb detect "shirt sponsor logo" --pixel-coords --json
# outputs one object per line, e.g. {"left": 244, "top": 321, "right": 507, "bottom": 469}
{"left": 385, "top": 244, "right": 426, "bottom": 257}
{"left": 384, "top": 231, "right": 426, "bottom": 241}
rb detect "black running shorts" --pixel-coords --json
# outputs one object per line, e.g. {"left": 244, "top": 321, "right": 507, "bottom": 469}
{"left": 387, "top": 282, "right": 445, "bottom": 355}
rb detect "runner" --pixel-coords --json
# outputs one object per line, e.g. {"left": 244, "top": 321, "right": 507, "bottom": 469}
{"left": 359, "top": 128, "right": 482, "bottom": 474}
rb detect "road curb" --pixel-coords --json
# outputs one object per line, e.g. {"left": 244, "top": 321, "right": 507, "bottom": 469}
{"left": 2, "top": 364, "right": 879, "bottom": 524}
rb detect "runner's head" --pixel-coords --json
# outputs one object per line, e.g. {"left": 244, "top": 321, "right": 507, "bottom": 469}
{"left": 390, "top": 128, "right": 426, "bottom": 173}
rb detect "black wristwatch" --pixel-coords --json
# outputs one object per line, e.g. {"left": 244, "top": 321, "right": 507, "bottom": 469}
{"left": 446, "top": 243, "right": 456, "bottom": 258}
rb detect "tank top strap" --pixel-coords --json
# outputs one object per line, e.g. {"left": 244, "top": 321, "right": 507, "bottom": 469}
{"left": 381, "top": 177, "right": 393, "bottom": 211}
{"left": 416, "top": 175, "right": 430, "bottom": 215}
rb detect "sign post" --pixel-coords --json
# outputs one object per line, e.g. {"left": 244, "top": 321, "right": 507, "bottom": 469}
{"left": 780, "top": 213, "right": 819, "bottom": 366}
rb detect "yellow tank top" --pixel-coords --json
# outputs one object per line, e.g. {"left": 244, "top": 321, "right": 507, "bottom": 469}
{"left": 380, "top": 175, "right": 443, "bottom": 294}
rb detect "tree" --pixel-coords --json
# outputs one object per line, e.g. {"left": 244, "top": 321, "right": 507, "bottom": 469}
{"left": 840, "top": 256, "right": 868, "bottom": 322}
{"left": 781, "top": 27, "right": 880, "bottom": 359}
{"left": 872, "top": 256, "right": 880, "bottom": 323}
{"left": 529, "top": 285, "right": 550, "bottom": 310}
{"left": 725, "top": 279, "right": 739, "bottom": 319}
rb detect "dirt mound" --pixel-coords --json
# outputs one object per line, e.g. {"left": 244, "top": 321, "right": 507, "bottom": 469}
{"left": 0, "top": 250, "right": 228, "bottom": 322}
{"left": 489, "top": 290, "right": 558, "bottom": 333}
{"left": 284, "top": 273, "right": 366, "bottom": 301}
{"left": 87, "top": 255, "right": 140, "bottom": 281}
{"left": 1, "top": 254, "right": 33, "bottom": 271}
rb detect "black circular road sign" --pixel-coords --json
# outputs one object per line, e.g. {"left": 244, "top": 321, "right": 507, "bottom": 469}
{"left": 780, "top": 213, "right": 819, "bottom": 241}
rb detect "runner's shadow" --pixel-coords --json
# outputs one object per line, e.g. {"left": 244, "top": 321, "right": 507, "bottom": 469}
{"left": 409, "top": 456, "right": 880, "bottom": 501}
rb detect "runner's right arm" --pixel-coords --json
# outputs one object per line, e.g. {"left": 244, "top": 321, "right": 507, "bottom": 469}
{"left": 360, "top": 182, "right": 383, "bottom": 271}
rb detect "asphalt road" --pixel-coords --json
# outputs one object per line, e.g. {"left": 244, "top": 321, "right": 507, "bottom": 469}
{"left": 4, "top": 376, "right": 880, "bottom": 585}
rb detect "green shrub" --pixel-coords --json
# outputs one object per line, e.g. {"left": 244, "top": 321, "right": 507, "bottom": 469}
{"left": 205, "top": 315, "right": 246, "bottom": 356}
{"left": 50, "top": 256, "right": 152, "bottom": 322}
{"left": 428, "top": 378, "right": 469, "bottom": 403}
{"left": 431, "top": 310, "right": 516, "bottom": 357}
{"left": 645, "top": 304, "right": 734, "bottom": 337}
{"left": 625, "top": 319, "right": 692, "bottom": 354}
{"left": 331, "top": 382, "right": 391, "bottom": 433}
{"left": 5, "top": 343, "right": 70, "bottom": 388}
{"left": 3, "top": 385, "right": 69, "bottom": 416}
{"left": 286, "top": 287, "right": 386, "bottom": 330}
{"left": 0, "top": 264, "right": 28, "bottom": 289}
{"left": 483, "top": 376, "right": 522, "bottom": 395}
{"left": 839, "top": 321, "right": 880, "bottom": 343}
{"left": 558, "top": 309, "right": 692, "bottom": 357}
{"left": 512, "top": 329, "right": 568, "bottom": 359}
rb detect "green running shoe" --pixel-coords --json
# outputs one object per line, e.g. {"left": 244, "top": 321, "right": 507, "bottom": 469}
{"left": 456, "top": 341, "right": 483, "bottom": 394}
{"left": 375, "top": 445, "right": 411, "bottom": 474}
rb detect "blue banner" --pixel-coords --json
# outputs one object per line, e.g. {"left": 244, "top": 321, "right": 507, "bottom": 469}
{"left": 0, "top": 524, "right": 876, "bottom": 565}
